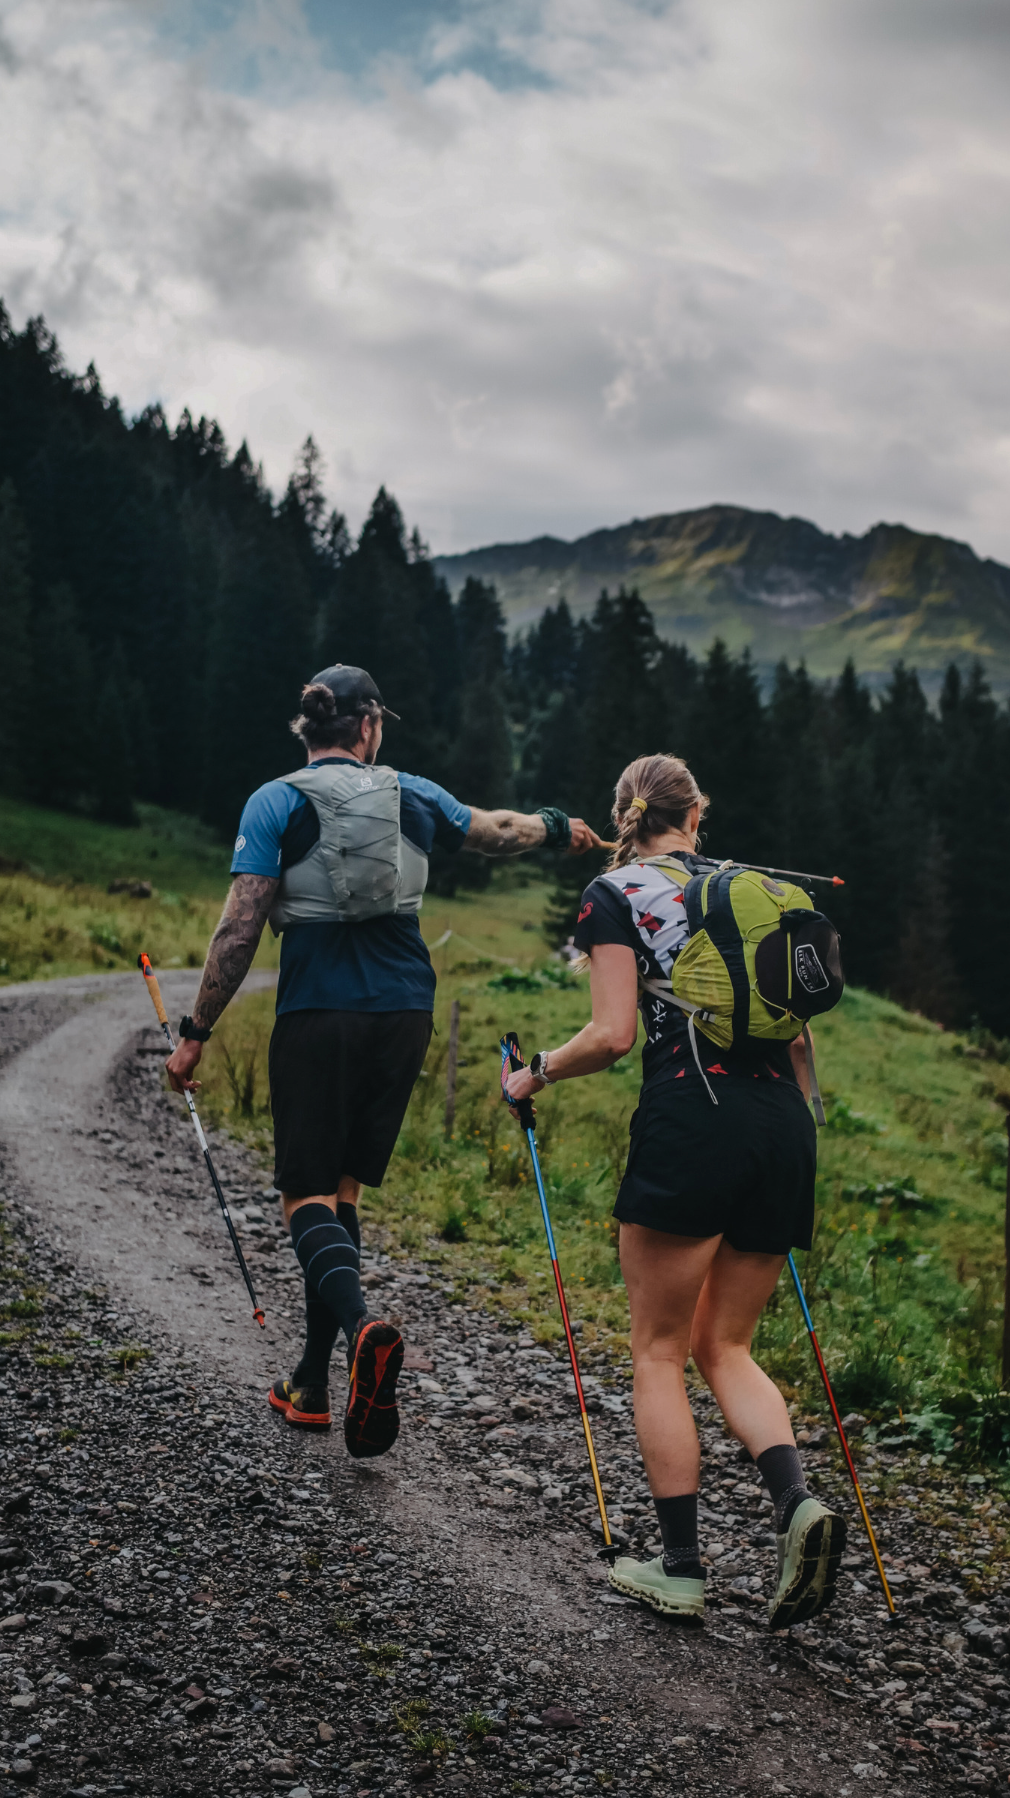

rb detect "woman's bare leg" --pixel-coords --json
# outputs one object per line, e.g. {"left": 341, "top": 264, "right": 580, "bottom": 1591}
{"left": 689, "top": 1241, "right": 795, "bottom": 1458}
{"left": 618, "top": 1223, "right": 723, "bottom": 1495}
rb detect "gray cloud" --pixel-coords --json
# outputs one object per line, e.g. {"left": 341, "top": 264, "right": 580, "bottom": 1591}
{"left": 1, "top": 0, "right": 1009, "bottom": 559}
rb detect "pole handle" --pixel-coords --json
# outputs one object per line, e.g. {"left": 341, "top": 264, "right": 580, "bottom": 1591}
{"left": 137, "top": 953, "right": 170, "bottom": 1030}
{"left": 500, "top": 1032, "right": 536, "bottom": 1132}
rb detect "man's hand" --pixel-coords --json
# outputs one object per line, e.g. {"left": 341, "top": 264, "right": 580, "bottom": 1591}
{"left": 567, "top": 818, "right": 605, "bottom": 855}
{"left": 465, "top": 809, "right": 605, "bottom": 858}
{"left": 166, "top": 1038, "right": 203, "bottom": 1094}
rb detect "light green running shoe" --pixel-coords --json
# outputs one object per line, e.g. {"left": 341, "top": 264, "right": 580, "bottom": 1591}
{"left": 607, "top": 1555, "right": 705, "bottom": 1623}
{"left": 768, "top": 1495, "right": 847, "bottom": 1631}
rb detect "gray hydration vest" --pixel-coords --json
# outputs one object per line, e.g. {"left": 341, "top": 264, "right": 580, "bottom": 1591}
{"left": 268, "top": 762, "right": 422, "bottom": 934}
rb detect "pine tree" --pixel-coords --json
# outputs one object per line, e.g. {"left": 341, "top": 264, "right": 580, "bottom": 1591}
{"left": 890, "top": 827, "right": 967, "bottom": 1026}
{"left": 0, "top": 479, "right": 33, "bottom": 795}
{"left": 689, "top": 642, "right": 769, "bottom": 863}
{"left": 28, "top": 582, "right": 94, "bottom": 808}
{"left": 93, "top": 659, "right": 137, "bottom": 826}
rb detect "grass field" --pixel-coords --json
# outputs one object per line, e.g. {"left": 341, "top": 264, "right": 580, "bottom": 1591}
{"left": 5, "top": 797, "right": 1009, "bottom": 1465}
{"left": 0, "top": 795, "right": 279, "bottom": 982}
{"left": 193, "top": 876, "right": 1010, "bottom": 1467}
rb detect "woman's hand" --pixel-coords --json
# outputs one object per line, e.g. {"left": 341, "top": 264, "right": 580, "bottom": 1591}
{"left": 505, "top": 1064, "right": 544, "bottom": 1122}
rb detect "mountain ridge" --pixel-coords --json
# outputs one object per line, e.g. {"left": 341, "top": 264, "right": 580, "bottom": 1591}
{"left": 434, "top": 504, "right": 1010, "bottom": 686}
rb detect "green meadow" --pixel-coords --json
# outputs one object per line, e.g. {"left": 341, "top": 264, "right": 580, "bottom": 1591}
{"left": 3, "top": 795, "right": 1009, "bottom": 1464}
{"left": 0, "top": 796, "right": 279, "bottom": 982}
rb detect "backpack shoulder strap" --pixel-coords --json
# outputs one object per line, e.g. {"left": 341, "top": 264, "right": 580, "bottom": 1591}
{"left": 700, "top": 868, "right": 751, "bottom": 1045}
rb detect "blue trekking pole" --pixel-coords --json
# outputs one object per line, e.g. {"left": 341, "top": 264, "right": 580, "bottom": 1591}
{"left": 787, "top": 1253, "right": 894, "bottom": 1614}
{"left": 499, "top": 1033, "right": 617, "bottom": 1564}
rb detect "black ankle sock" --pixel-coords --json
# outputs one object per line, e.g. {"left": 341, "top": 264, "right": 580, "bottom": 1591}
{"left": 291, "top": 1278, "right": 340, "bottom": 1390}
{"left": 653, "top": 1493, "right": 705, "bottom": 1580}
{"left": 756, "top": 1443, "right": 809, "bottom": 1532}
{"left": 336, "top": 1201, "right": 361, "bottom": 1255}
{"left": 289, "top": 1204, "right": 368, "bottom": 1350}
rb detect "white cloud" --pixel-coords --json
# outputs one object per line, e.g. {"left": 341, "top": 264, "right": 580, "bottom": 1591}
{"left": 2, "top": 0, "right": 1009, "bottom": 558}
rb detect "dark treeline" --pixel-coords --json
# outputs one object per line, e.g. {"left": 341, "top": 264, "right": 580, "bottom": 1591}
{"left": 3, "top": 309, "right": 1010, "bottom": 1033}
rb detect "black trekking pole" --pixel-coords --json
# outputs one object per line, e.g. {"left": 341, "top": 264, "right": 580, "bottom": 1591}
{"left": 595, "top": 842, "right": 845, "bottom": 888}
{"left": 500, "top": 1032, "right": 618, "bottom": 1564}
{"left": 138, "top": 954, "right": 265, "bottom": 1329}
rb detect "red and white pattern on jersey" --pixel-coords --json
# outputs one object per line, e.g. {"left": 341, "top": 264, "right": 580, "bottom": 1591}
{"left": 600, "top": 861, "right": 691, "bottom": 978}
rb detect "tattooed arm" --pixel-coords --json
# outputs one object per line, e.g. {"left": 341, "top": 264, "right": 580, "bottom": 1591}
{"left": 463, "top": 809, "right": 603, "bottom": 857}
{"left": 165, "top": 874, "right": 278, "bottom": 1093}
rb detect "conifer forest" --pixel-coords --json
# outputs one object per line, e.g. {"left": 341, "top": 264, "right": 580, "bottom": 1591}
{"left": 2, "top": 307, "right": 1009, "bottom": 1036}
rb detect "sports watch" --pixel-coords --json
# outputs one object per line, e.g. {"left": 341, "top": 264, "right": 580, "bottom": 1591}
{"left": 530, "top": 1049, "right": 555, "bottom": 1084}
{"left": 179, "top": 1016, "right": 213, "bottom": 1042}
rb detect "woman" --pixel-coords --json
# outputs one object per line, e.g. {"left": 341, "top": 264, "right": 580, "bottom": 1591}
{"left": 506, "top": 752, "right": 845, "bottom": 1627}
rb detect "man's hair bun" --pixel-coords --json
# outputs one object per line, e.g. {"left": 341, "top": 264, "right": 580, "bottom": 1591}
{"left": 299, "top": 682, "right": 338, "bottom": 723}
{"left": 289, "top": 680, "right": 382, "bottom": 751}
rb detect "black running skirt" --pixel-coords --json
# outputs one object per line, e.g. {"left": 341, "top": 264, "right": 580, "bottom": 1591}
{"left": 614, "top": 1068, "right": 816, "bottom": 1254}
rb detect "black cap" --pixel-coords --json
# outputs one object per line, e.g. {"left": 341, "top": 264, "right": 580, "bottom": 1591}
{"left": 308, "top": 664, "right": 400, "bottom": 721}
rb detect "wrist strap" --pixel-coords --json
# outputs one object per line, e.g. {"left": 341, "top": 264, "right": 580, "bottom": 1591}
{"left": 537, "top": 806, "right": 572, "bottom": 850}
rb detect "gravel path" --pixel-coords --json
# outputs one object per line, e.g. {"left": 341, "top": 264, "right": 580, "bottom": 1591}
{"left": 0, "top": 972, "right": 1004, "bottom": 1796}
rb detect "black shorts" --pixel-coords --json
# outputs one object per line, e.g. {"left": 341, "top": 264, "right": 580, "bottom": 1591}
{"left": 269, "top": 1009, "right": 433, "bottom": 1199}
{"left": 614, "top": 1070, "right": 816, "bottom": 1254}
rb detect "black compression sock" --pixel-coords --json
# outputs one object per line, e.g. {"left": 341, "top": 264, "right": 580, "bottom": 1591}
{"left": 291, "top": 1278, "right": 340, "bottom": 1390}
{"left": 653, "top": 1493, "right": 705, "bottom": 1581}
{"left": 289, "top": 1204, "right": 368, "bottom": 1349}
{"left": 756, "top": 1443, "right": 809, "bottom": 1533}
{"left": 336, "top": 1201, "right": 361, "bottom": 1255}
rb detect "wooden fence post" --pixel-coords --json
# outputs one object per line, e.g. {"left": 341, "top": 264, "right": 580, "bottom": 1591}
{"left": 444, "top": 999, "right": 460, "bottom": 1138}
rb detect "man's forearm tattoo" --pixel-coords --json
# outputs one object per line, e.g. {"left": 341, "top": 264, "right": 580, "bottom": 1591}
{"left": 192, "top": 875, "right": 278, "bottom": 1030}
{"left": 464, "top": 809, "right": 548, "bottom": 857}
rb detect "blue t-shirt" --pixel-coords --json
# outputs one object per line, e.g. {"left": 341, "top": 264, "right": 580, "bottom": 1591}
{"left": 232, "top": 757, "right": 471, "bottom": 1015}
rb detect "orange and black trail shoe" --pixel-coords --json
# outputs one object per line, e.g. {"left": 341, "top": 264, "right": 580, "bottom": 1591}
{"left": 345, "top": 1320, "right": 403, "bottom": 1458}
{"left": 268, "top": 1378, "right": 332, "bottom": 1430}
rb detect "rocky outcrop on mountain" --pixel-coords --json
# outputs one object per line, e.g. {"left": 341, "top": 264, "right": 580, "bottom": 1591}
{"left": 436, "top": 506, "right": 1010, "bottom": 682}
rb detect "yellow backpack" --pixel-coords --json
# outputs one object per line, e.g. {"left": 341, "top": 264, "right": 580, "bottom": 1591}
{"left": 640, "top": 857, "right": 844, "bottom": 1122}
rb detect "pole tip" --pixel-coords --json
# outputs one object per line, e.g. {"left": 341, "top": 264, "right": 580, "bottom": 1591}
{"left": 253, "top": 1308, "right": 266, "bottom": 1328}
{"left": 832, "top": 876, "right": 845, "bottom": 886}
{"left": 597, "top": 1544, "right": 620, "bottom": 1565}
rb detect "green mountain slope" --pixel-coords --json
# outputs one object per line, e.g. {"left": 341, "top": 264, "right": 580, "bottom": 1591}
{"left": 435, "top": 504, "right": 1010, "bottom": 684}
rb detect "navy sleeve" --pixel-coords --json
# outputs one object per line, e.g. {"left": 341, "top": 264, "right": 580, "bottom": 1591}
{"left": 572, "top": 879, "right": 636, "bottom": 951}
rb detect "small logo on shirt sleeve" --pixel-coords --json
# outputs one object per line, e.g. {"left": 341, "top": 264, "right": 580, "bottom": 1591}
{"left": 234, "top": 834, "right": 246, "bottom": 852}
{"left": 577, "top": 902, "right": 593, "bottom": 923}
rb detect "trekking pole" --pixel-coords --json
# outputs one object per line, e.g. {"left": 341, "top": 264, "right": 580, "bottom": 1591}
{"left": 787, "top": 1253, "right": 894, "bottom": 1614}
{"left": 137, "top": 954, "right": 265, "bottom": 1330}
{"left": 499, "top": 1033, "right": 618, "bottom": 1565}
{"left": 595, "top": 845, "right": 844, "bottom": 888}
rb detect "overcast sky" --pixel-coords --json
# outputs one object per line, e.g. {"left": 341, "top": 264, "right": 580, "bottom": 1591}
{"left": 3, "top": 0, "right": 1009, "bottom": 558}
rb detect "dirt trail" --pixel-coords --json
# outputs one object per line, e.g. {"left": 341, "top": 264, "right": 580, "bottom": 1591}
{"left": 0, "top": 972, "right": 983, "bottom": 1796}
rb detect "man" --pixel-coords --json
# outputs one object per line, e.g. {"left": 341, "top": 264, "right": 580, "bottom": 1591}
{"left": 166, "top": 663, "right": 601, "bottom": 1458}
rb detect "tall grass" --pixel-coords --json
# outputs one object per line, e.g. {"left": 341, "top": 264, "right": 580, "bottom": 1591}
{"left": 0, "top": 795, "right": 279, "bottom": 983}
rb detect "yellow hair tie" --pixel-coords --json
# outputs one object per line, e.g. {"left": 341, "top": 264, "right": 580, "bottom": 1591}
{"left": 629, "top": 796, "right": 647, "bottom": 814}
